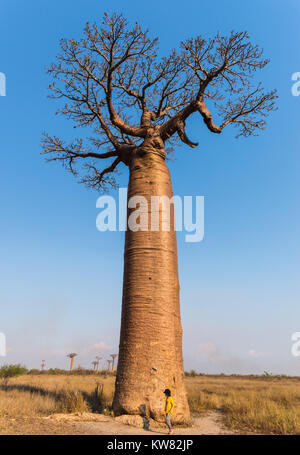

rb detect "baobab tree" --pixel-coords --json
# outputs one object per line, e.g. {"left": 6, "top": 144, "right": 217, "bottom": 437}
{"left": 41, "top": 360, "right": 46, "bottom": 372}
{"left": 67, "top": 353, "right": 77, "bottom": 372}
{"left": 110, "top": 354, "right": 118, "bottom": 372}
{"left": 95, "top": 356, "right": 102, "bottom": 371}
{"left": 42, "top": 13, "right": 277, "bottom": 422}
{"left": 92, "top": 360, "right": 98, "bottom": 372}
{"left": 107, "top": 359, "right": 112, "bottom": 372}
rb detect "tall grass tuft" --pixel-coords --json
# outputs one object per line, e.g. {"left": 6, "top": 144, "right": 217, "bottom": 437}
{"left": 55, "top": 390, "right": 90, "bottom": 413}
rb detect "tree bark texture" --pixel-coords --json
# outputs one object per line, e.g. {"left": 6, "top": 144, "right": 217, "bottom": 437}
{"left": 113, "top": 148, "right": 190, "bottom": 423}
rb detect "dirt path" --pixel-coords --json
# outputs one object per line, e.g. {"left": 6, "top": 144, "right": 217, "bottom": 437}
{"left": 78, "top": 412, "right": 234, "bottom": 435}
{"left": 0, "top": 411, "right": 236, "bottom": 435}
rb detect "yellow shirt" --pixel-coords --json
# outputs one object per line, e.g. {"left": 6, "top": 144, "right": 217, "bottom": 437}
{"left": 165, "top": 396, "right": 175, "bottom": 415}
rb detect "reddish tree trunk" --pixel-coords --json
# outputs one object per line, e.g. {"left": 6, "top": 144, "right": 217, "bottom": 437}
{"left": 113, "top": 148, "right": 190, "bottom": 423}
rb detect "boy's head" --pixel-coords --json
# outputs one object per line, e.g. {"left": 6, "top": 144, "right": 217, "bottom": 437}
{"left": 163, "top": 388, "right": 171, "bottom": 397}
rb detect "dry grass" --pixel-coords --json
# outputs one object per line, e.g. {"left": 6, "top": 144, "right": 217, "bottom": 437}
{"left": 0, "top": 388, "right": 56, "bottom": 418}
{"left": 1, "top": 373, "right": 300, "bottom": 434}
{"left": 0, "top": 374, "right": 115, "bottom": 418}
{"left": 186, "top": 375, "right": 300, "bottom": 434}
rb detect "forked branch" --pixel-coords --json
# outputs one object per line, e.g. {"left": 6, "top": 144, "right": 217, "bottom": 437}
{"left": 42, "top": 14, "right": 277, "bottom": 189}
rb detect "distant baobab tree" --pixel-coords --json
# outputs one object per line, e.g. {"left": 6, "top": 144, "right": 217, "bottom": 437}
{"left": 92, "top": 360, "right": 98, "bottom": 372}
{"left": 110, "top": 354, "right": 118, "bottom": 372}
{"left": 67, "top": 353, "right": 77, "bottom": 372}
{"left": 107, "top": 359, "right": 112, "bottom": 372}
{"left": 95, "top": 356, "right": 102, "bottom": 371}
{"left": 41, "top": 360, "right": 46, "bottom": 372}
{"left": 42, "top": 13, "right": 277, "bottom": 422}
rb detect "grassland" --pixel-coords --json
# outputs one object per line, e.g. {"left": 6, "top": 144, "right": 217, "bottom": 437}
{"left": 186, "top": 375, "right": 300, "bottom": 434}
{"left": 1, "top": 372, "right": 300, "bottom": 434}
{"left": 0, "top": 373, "right": 114, "bottom": 418}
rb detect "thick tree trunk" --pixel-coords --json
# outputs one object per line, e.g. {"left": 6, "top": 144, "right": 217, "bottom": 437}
{"left": 113, "top": 147, "right": 190, "bottom": 423}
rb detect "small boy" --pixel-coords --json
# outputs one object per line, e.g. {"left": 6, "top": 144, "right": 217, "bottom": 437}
{"left": 163, "top": 388, "right": 175, "bottom": 434}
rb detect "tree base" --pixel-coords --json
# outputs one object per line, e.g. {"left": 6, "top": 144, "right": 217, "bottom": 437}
{"left": 113, "top": 381, "right": 191, "bottom": 425}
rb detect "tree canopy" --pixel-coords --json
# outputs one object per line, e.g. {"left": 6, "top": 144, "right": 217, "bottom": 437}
{"left": 42, "top": 12, "right": 277, "bottom": 190}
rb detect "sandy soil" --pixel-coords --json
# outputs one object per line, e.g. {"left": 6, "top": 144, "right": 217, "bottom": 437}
{"left": 0, "top": 411, "right": 238, "bottom": 435}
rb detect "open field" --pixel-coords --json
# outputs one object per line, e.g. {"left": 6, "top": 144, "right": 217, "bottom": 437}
{"left": 1, "top": 373, "right": 300, "bottom": 434}
{"left": 186, "top": 375, "right": 300, "bottom": 434}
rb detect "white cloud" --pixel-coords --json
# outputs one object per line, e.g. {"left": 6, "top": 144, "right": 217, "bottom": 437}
{"left": 248, "top": 349, "right": 269, "bottom": 358}
{"left": 194, "top": 341, "right": 244, "bottom": 372}
{"left": 85, "top": 341, "right": 111, "bottom": 353}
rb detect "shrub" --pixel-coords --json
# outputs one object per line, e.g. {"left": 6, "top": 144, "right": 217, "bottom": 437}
{"left": 48, "top": 368, "right": 66, "bottom": 375}
{"left": 0, "top": 364, "right": 27, "bottom": 379}
{"left": 28, "top": 369, "right": 41, "bottom": 375}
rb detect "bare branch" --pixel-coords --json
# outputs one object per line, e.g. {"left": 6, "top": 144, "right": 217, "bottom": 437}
{"left": 196, "top": 99, "right": 222, "bottom": 133}
{"left": 160, "top": 30, "right": 276, "bottom": 142}
{"left": 80, "top": 156, "right": 122, "bottom": 191}
{"left": 41, "top": 133, "right": 124, "bottom": 191}
{"left": 42, "top": 134, "right": 119, "bottom": 161}
{"left": 43, "top": 14, "right": 277, "bottom": 191}
{"left": 219, "top": 86, "right": 277, "bottom": 137}
{"left": 176, "top": 119, "right": 198, "bottom": 148}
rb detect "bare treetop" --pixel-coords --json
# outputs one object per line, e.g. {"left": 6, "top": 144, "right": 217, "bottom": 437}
{"left": 42, "top": 12, "right": 277, "bottom": 191}
{"left": 67, "top": 353, "right": 77, "bottom": 358}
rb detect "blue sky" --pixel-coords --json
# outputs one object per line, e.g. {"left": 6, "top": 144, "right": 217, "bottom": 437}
{"left": 0, "top": 0, "right": 299, "bottom": 374}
